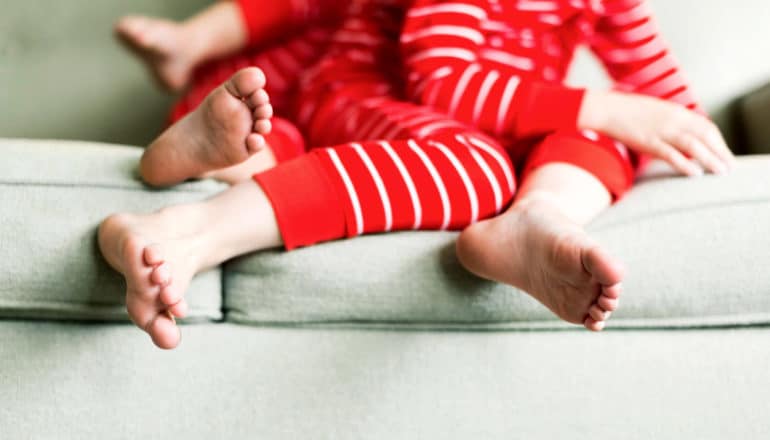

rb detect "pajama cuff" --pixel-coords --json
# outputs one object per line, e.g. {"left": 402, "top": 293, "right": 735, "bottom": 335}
{"left": 522, "top": 132, "right": 636, "bottom": 200}
{"left": 235, "top": 0, "right": 298, "bottom": 45}
{"left": 253, "top": 153, "right": 347, "bottom": 250}
{"left": 514, "top": 84, "right": 586, "bottom": 138}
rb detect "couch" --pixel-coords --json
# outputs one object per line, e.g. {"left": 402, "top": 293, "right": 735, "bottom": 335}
{"left": 3, "top": 1, "right": 770, "bottom": 438}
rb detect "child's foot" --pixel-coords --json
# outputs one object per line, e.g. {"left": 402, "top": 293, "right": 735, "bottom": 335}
{"left": 98, "top": 211, "right": 203, "bottom": 349}
{"left": 140, "top": 67, "right": 274, "bottom": 187}
{"left": 115, "top": 15, "right": 198, "bottom": 92}
{"left": 456, "top": 198, "right": 624, "bottom": 331}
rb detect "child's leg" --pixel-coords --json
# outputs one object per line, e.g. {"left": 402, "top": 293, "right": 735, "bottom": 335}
{"left": 102, "top": 102, "right": 515, "bottom": 348}
{"left": 116, "top": 2, "right": 249, "bottom": 92}
{"left": 98, "top": 181, "right": 281, "bottom": 349}
{"left": 168, "top": 27, "right": 335, "bottom": 124}
{"left": 456, "top": 131, "right": 633, "bottom": 331}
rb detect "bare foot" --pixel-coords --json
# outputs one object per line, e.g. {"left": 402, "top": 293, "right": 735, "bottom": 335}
{"left": 98, "top": 211, "right": 205, "bottom": 349}
{"left": 115, "top": 15, "right": 198, "bottom": 92}
{"left": 456, "top": 198, "right": 624, "bottom": 331}
{"left": 140, "top": 67, "right": 274, "bottom": 187}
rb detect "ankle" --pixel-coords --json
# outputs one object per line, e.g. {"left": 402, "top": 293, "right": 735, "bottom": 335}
{"left": 176, "top": 22, "right": 209, "bottom": 65}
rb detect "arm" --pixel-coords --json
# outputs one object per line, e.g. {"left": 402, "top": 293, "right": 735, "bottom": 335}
{"left": 400, "top": 0, "right": 586, "bottom": 140}
{"left": 578, "top": 0, "right": 734, "bottom": 175}
{"left": 587, "top": 0, "right": 703, "bottom": 113}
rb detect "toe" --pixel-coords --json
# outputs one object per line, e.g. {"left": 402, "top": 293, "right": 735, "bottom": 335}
{"left": 143, "top": 244, "right": 164, "bottom": 266}
{"left": 159, "top": 283, "right": 182, "bottom": 306}
{"left": 226, "top": 68, "right": 267, "bottom": 102}
{"left": 584, "top": 316, "right": 606, "bottom": 332}
{"left": 115, "top": 16, "right": 145, "bottom": 37}
{"left": 246, "top": 134, "right": 266, "bottom": 153}
{"left": 146, "top": 312, "right": 181, "bottom": 350}
{"left": 588, "top": 304, "right": 608, "bottom": 321}
{"left": 248, "top": 89, "right": 270, "bottom": 108}
{"left": 126, "top": 293, "right": 161, "bottom": 328}
{"left": 253, "top": 103, "right": 274, "bottom": 121}
{"left": 254, "top": 119, "right": 272, "bottom": 135}
{"left": 602, "top": 283, "right": 623, "bottom": 299}
{"left": 150, "top": 262, "right": 172, "bottom": 286}
{"left": 598, "top": 295, "right": 619, "bottom": 312}
{"left": 168, "top": 299, "right": 189, "bottom": 319}
{"left": 582, "top": 245, "right": 625, "bottom": 286}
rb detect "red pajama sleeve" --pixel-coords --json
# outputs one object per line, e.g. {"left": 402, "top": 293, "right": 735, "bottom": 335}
{"left": 401, "top": 0, "right": 586, "bottom": 141}
{"left": 590, "top": 0, "right": 704, "bottom": 113}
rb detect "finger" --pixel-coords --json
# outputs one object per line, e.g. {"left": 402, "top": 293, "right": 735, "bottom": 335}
{"left": 672, "top": 132, "right": 726, "bottom": 175}
{"left": 695, "top": 119, "right": 736, "bottom": 170}
{"left": 653, "top": 139, "right": 703, "bottom": 177}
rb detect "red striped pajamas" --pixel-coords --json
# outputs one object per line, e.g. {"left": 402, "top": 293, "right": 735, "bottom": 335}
{"left": 401, "top": 0, "right": 703, "bottom": 198}
{"left": 170, "top": 0, "right": 703, "bottom": 250}
{"left": 254, "top": 0, "right": 517, "bottom": 249}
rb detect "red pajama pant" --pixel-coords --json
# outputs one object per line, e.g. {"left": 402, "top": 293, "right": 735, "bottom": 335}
{"left": 254, "top": 0, "right": 518, "bottom": 249}
{"left": 171, "top": 0, "right": 703, "bottom": 250}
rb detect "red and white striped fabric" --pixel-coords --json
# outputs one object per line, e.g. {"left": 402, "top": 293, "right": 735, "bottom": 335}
{"left": 168, "top": 0, "right": 351, "bottom": 124}
{"left": 174, "top": 0, "right": 704, "bottom": 249}
{"left": 400, "top": 0, "right": 703, "bottom": 198}
{"left": 255, "top": 0, "right": 518, "bottom": 249}
{"left": 401, "top": 0, "right": 703, "bottom": 141}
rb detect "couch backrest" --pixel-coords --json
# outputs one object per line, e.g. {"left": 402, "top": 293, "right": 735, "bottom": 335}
{"left": 0, "top": 0, "right": 208, "bottom": 146}
{"left": 2, "top": 0, "right": 769, "bottom": 148}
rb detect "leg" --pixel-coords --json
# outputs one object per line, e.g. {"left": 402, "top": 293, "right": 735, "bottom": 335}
{"left": 98, "top": 181, "right": 282, "bottom": 349}
{"left": 115, "top": 2, "right": 248, "bottom": 91}
{"left": 169, "top": 27, "right": 335, "bottom": 124}
{"left": 456, "top": 131, "right": 634, "bottom": 331}
{"left": 103, "top": 119, "right": 513, "bottom": 348}
{"left": 140, "top": 67, "right": 274, "bottom": 187}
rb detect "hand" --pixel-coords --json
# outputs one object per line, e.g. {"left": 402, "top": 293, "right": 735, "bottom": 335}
{"left": 578, "top": 90, "right": 735, "bottom": 176}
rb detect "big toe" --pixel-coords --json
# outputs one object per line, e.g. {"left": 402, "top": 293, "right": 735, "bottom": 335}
{"left": 225, "top": 68, "right": 267, "bottom": 102}
{"left": 582, "top": 245, "right": 624, "bottom": 287}
{"left": 147, "top": 313, "right": 181, "bottom": 350}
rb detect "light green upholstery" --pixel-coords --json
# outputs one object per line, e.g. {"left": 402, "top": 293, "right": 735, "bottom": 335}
{"left": 225, "top": 158, "right": 770, "bottom": 329}
{"left": 0, "top": 139, "right": 225, "bottom": 321}
{"left": 2, "top": 321, "right": 769, "bottom": 439}
{"left": 3, "top": 0, "right": 770, "bottom": 438}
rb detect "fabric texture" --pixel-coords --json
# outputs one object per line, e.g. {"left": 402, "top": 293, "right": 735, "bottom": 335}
{"left": 0, "top": 139, "right": 225, "bottom": 322}
{"left": 227, "top": 157, "right": 770, "bottom": 329}
{"left": 252, "top": 0, "right": 516, "bottom": 250}
{"left": 2, "top": 321, "right": 770, "bottom": 439}
{"left": 400, "top": 0, "right": 704, "bottom": 198}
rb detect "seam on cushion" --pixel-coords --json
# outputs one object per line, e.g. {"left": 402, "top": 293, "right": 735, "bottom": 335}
{"left": 0, "top": 181, "right": 222, "bottom": 193}
{"left": 590, "top": 197, "right": 770, "bottom": 232}
{"left": 0, "top": 298, "right": 219, "bottom": 312}
{"left": 223, "top": 313, "right": 770, "bottom": 330}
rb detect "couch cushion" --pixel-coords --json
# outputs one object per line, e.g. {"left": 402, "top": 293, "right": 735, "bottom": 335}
{"left": 0, "top": 138, "right": 226, "bottom": 321}
{"left": 225, "top": 156, "right": 770, "bottom": 329}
